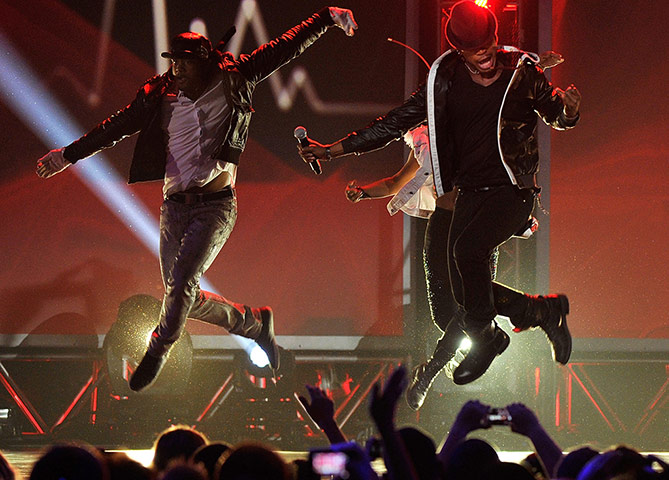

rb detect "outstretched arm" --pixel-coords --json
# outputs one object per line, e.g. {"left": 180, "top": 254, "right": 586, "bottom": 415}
{"left": 298, "top": 83, "right": 428, "bottom": 167}
{"left": 346, "top": 150, "right": 420, "bottom": 203}
{"left": 35, "top": 77, "right": 156, "bottom": 179}
{"left": 236, "top": 7, "right": 357, "bottom": 85}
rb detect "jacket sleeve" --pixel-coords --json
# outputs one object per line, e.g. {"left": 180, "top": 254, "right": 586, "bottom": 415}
{"left": 62, "top": 76, "right": 162, "bottom": 163}
{"left": 235, "top": 7, "right": 334, "bottom": 86}
{"left": 340, "top": 84, "right": 428, "bottom": 155}
{"left": 531, "top": 66, "right": 579, "bottom": 131}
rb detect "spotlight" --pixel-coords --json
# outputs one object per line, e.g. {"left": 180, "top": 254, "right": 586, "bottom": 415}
{"left": 236, "top": 346, "right": 295, "bottom": 385}
{"left": 249, "top": 345, "right": 270, "bottom": 369}
{"left": 103, "top": 294, "right": 193, "bottom": 396}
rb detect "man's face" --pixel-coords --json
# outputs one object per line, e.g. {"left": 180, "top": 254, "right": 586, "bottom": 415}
{"left": 460, "top": 40, "right": 498, "bottom": 73}
{"left": 171, "top": 58, "right": 208, "bottom": 92}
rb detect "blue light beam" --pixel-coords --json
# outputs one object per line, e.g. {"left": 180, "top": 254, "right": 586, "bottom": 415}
{"left": 0, "top": 29, "right": 160, "bottom": 262}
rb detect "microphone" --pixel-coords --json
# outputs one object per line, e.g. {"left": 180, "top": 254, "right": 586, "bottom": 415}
{"left": 294, "top": 126, "right": 321, "bottom": 175}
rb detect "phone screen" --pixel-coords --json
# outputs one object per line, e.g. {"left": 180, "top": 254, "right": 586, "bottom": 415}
{"left": 311, "top": 451, "right": 347, "bottom": 475}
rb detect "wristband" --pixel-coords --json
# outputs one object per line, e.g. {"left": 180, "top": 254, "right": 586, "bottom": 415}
{"left": 561, "top": 108, "right": 579, "bottom": 122}
{"left": 325, "top": 147, "right": 333, "bottom": 161}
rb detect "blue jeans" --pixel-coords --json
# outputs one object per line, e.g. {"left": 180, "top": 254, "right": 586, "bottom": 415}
{"left": 147, "top": 194, "right": 263, "bottom": 357}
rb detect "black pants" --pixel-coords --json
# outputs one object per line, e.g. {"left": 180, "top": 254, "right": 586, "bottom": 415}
{"left": 448, "top": 185, "right": 534, "bottom": 334}
{"left": 424, "top": 207, "right": 462, "bottom": 354}
{"left": 424, "top": 207, "right": 506, "bottom": 356}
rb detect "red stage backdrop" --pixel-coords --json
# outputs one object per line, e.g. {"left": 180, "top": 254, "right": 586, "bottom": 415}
{"left": 550, "top": 1, "right": 669, "bottom": 339}
{"left": 1, "top": 0, "right": 668, "bottom": 344}
{"left": 0, "top": 0, "right": 407, "bottom": 343}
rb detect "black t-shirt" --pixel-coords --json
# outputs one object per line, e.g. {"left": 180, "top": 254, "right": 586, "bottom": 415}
{"left": 443, "top": 62, "right": 513, "bottom": 188}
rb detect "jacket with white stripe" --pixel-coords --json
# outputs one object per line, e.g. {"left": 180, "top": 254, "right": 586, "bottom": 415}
{"left": 340, "top": 47, "right": 579, "bottom": 197}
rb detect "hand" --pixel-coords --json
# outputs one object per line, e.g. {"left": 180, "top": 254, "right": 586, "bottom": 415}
{"left": 505, "top": 403, "right": 541, "bottom": 437}
{"left": 332, "top": 442, "right": 379, "bottom": 480}
{"left": 297, "top": 138, "right": 331, "bottom": 164}
{"left": 369, "top": 365, "right": 408, "bottom": 430}
{"left": 453, "top": 400, "right": 492, "bottom": 432}
{"left": 345, "top": 180, "right": 367, "bottom": 203}
{"left": 36, "top": 148, "right": 71, "bottom": 178}
{"left": 538, "top": 51, "right": 564, "bottom": 70}
{"left": 298, "top": 384, "right": 336, "bottom": 431}
{"left": 329, "top": 7, "right": 358, "bottom": 36}
{"left": 556, "top": 84, "right": 581, "bottom": 117}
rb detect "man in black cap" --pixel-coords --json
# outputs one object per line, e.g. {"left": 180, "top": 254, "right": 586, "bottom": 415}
{"left": 36, "top": 7, "right": 358, "bottom": 392}
{"left": 299, "top": 0, "right": 581, "bottom": 397}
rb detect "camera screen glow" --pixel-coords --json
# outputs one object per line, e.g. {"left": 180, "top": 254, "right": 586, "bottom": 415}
{"left": 312, "top": 452, "right": 347, "bottom": 475}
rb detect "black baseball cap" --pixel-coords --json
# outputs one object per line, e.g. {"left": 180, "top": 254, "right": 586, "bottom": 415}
{"left": 161, "top": 32, "right": 212, "bottom": 60}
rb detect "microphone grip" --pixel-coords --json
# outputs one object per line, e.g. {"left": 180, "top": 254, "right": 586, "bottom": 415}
{"left": 308, "top": 156, "right": 322, "bottom": 176}
{"left": 297, "top": 136, "right": 321, "bottom": 175}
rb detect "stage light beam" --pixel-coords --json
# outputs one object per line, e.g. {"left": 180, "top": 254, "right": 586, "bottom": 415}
{"left": 249, "top": 345, "right": 270, "bottom": 368}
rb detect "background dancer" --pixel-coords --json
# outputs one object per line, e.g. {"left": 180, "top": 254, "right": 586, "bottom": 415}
{"left": 36, "top": 6, "right": 358, "bottom": 392}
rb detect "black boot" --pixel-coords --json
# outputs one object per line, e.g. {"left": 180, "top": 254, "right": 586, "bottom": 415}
{"left": 526, "top": 294, "right": 571, "bottom": 364}
{"left": 406, "top": 333, "right": 460, "bottom": 411}
{"left": 255, "top": 306, "right": 280, "bottom": 370}
{"left": 129, "top": 352, "right": 167, "bottom": 392}
{"left": 452, "top": 324, "right": 509, "bottom": 385}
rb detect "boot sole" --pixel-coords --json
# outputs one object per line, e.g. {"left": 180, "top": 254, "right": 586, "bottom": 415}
{"left": 555, "top": 294, "right": 572, "bottom": 364}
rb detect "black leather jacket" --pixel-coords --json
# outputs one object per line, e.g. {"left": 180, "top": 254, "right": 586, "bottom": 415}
{"left": 64, "top": 8, "right": 333, "bottom": 184}
{"left": 341, "top": 48, "right": 579, "bottom": 195}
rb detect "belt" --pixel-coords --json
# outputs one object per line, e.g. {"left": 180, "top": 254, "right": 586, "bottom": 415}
{"left": 457, "top": 184, "right": 510, "bottom": 193}
{"left": 167, "top": 186, "right": 234, "bottom": 204}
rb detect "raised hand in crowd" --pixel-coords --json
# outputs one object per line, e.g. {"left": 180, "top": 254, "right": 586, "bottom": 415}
{"left": 437, "top": 399, "right": 491, "bottom": 470}
{"left": 369, "top": 366, "right": 408, "bottom": 431}
{"left": 298, "top": 384, "right": 347, "bottom": 444}
{"left": 369, "top": 365, "right": 419, "bottom": 480}
{"left": 506, "top": 402, "right": 563, "bottom": 478}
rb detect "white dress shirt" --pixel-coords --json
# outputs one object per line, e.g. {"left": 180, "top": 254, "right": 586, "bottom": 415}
{"left": 161, "top": 72, "right": 235, "bottom": 197}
